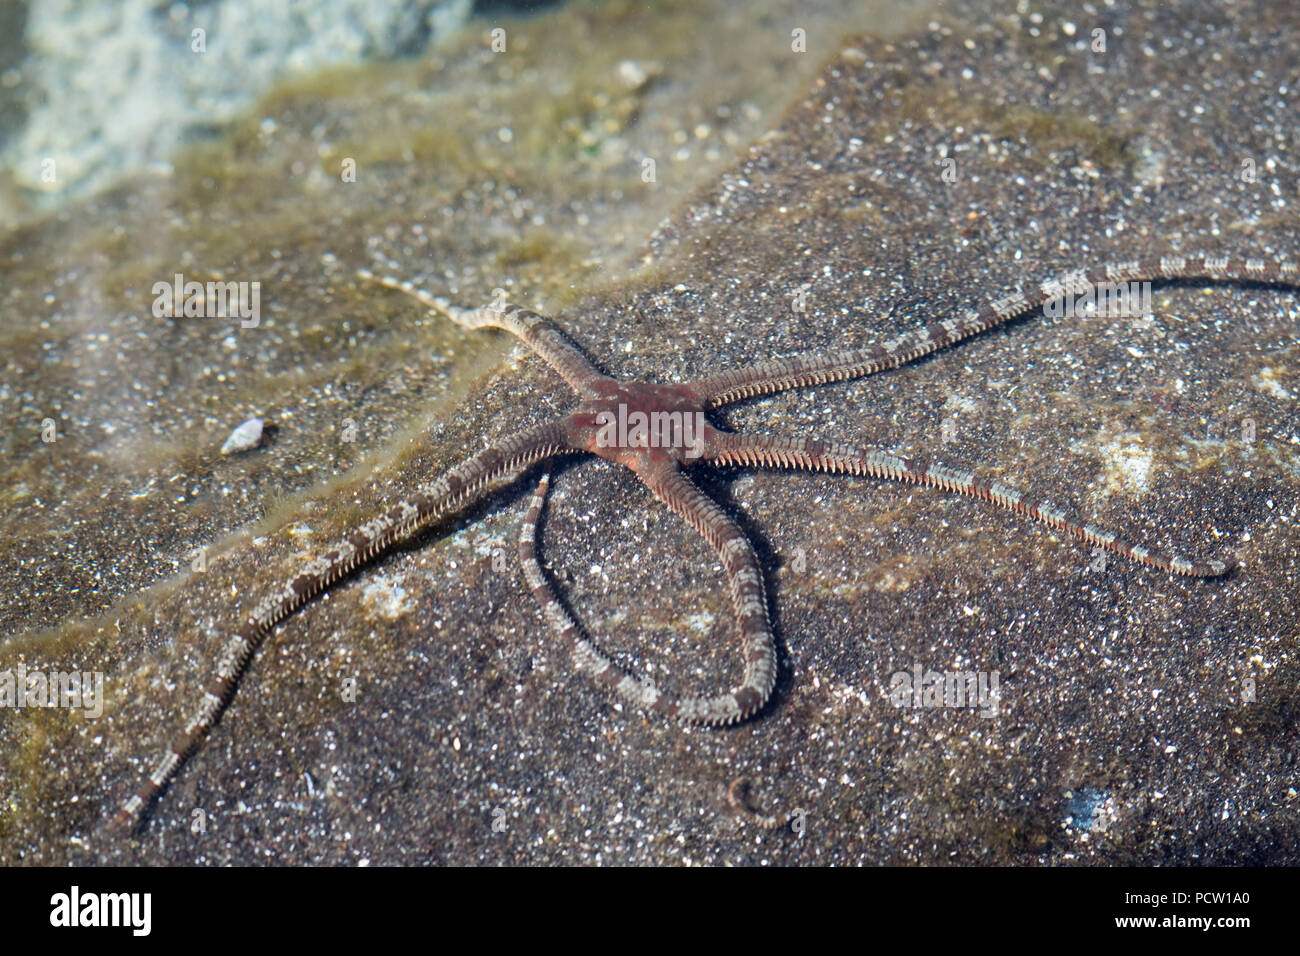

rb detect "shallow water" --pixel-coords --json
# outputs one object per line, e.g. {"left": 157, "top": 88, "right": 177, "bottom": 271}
{"left": 1, "top": 0, "right": 1296, "bottom": 866}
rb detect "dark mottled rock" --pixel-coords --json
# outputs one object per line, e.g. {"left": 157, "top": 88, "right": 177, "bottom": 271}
{"left": 2, "top": 0, "right": 1297, "bottom": 865}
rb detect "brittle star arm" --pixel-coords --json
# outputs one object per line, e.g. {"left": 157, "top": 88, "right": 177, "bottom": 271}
{"left": 112, "top": 419, "right": 569, "bottom": 833}
{"left": 517, "top": 468, "right": 778, "bottom": 726}
{"left": 359, "top": 271, "right": 611, "bottom": 396}
{"left": 520, "top": 482, "right": 786, "bottom": 825}
{"left": 703, "top": 431, "right": 1232, "bottom": 578}
{"left": 688, "top": 254, "right": 1299, "bottom": 406}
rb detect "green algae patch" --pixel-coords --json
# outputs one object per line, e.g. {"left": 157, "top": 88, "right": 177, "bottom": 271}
{"left": 988, "top": 102, "right": 1135, "bottom": 171}
{"left": 889, "top": 82, "right": 1136, "bottom": 173}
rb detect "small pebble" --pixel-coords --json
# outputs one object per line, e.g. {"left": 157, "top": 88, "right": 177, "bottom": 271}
{"left": 617, "top": 59, "right": 648, "bottom": 89}
{"left": 220, "top": 417, "right": 264, "bottom": 454}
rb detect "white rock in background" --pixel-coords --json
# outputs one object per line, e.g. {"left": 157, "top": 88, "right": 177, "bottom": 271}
{"left": 220, "top": 416, "right": 264, "bottom": 455}
{"left": 2, "top": 0, "right": 472, "bottom": 222}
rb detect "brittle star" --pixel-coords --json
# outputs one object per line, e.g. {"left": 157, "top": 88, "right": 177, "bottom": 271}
{"left": 112, "top": 253, "right": 1298, "bottom": 834}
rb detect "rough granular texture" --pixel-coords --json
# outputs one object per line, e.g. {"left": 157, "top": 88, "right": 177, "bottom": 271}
{"left": 1, "top": 0, "right": 1296, "bottom": 865}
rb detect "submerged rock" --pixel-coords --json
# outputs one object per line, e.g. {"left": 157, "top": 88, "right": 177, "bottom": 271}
{"left": 1, "top": 0, "right": 473, "bottom": 223}
{"left": 1, "top": 0, "right": 1297, "bottom": 866}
